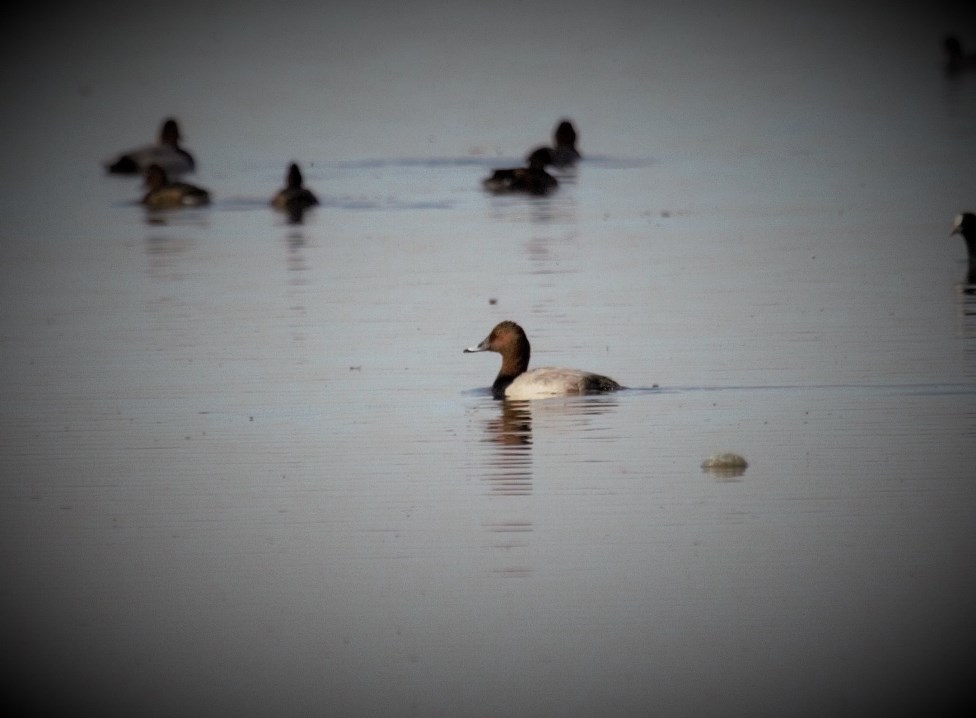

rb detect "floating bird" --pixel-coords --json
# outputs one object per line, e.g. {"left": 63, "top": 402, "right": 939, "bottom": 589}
{"left": 525, "top": 119, "right": 582, "bottom": 169}
{"left": 106, "top": 117, "right": 196, "bottom": 176}
{"left": 483, "top": 148, "right": 558, "bottom": 196}
{"left": 141, "top": 164, "right": 210, "bottom": 209}
{"left": 464, "top": 320, "right": 622, "bottom": 399}
{"left": 271, "top": 162, "right": 319, "bottom": 221}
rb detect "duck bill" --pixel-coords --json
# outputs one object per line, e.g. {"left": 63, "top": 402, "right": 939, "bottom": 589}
{"left": 463, "top": 337, "right": 490, "bottom": 353}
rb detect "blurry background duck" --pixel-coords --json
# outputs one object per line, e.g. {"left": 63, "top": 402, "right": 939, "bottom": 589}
{"left": 943, "top": 36, "right": 976, "bottom": 77}
{"left": 271, "top": 162, "right": 319, "bottom": 222}
{"left": 106, "top": 117, "right": 196, "bottom": 176}
{"left": 141, "top": 164, "right": 210, "bottom": 210}
{"left": 526, "top": 118, "right": 581, "bottom": 168}
{"left": 483, "top": 148, "right": 558, "bottom": 196}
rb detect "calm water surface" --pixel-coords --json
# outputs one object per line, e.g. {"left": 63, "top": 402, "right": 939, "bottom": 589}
{"left": 3, "top": 1, "right": 976, "bottom": 715}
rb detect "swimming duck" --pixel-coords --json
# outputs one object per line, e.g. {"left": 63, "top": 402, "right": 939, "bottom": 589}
{"left": 483, "top": 149, "right": 558, "bottom": 196}
{"left": 944, "top": 36, "right": 976, "bottom": 77}
{"left": 271, "top": 162, "right": 319, "bottom": 215}
{"left": 464, "top": 320, "right": 623, "bottom": 400}
{"left": 552, "top": 119, "right": 582, "bottom": 166}
{"left": 141, "top": 164, "right": 210, "bottom": 209}
{"left": 524, "top": 119, "right": 582, "bottom": 169}
{"left": 106, "top": 117, "right": 196, "bottom": 176}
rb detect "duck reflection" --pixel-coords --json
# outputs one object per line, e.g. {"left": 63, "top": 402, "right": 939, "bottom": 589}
{"left": 480, "top": 400, "right": 533, "bottom": 495}
{"left": 947, "top": 214, "right": 976, "bottom": 380}
{"left": 960, "top": 283, "right": 976, "bottom": 379}
{"left": 477, "top": 400, "right": 534, "bottom": 577}
{"left": 283, "top": 228, "right": 309, "bottom": 278}
{"left": 280, "top": 227, "right": 311, "bottom": 352}
{"left": 486, "top": 190, "right": 577, "bottom": 226}
{"left": 474, "top": 396, "right": 624, "bottom": 576}
{"left": 950, "top": 212, "right": 976, "bottom": 296}
{"left": 144, "top": 234, "right": 196, "bottom": 280}
{"left": 476, "top": 396, "right": 624, "bottom": 488}
{"left": 701, "top": 464, "right": 748, "bottom": 482}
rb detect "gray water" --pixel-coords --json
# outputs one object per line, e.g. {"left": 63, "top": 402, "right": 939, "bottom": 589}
{"left": 3, "top": 1, "right": 976, "bottom": 715}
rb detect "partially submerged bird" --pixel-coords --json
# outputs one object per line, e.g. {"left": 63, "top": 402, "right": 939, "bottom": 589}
{"left": 483, "top": 148, "right": 558, "bottom": 196}
{"left": 141, "top": 164, "right": 210, "bottom": 209}
{"left": 106, "top": 117, "right": 196, "bottom": 176}
{"left": 271, "top": 162, "right": 319, "bottom": 219}
{"left": 464, "top": 320, "right": 623, "bottom": 400}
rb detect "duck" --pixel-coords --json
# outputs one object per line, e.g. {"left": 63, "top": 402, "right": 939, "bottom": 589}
{"left": 106, "top": 117, "right": 196, "bottom": 176}
{"left": 464, "top": 320, "right": 623, "bottom": 400}
{"left": 524, "top": 119, "right": 582, "bottom": 169}
{"left": 141, "top": 164, "right": 210, "bottom": 209}
{"left": 483, "top": 149, "right": 558, "bottom": 196}
{"left": 271, "top": 162, "right": 319, "bottom": 216}
{"left": 552, "top": 119, "right": 582, "bottom": 166}
{"left": 944, "top": 36, "right": 976, "bottom": 77}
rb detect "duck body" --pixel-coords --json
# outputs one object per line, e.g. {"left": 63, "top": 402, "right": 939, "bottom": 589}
{"left": 483, "top": 149, "right": 558, "bottom": 195}
{"left": 141, "top": 164, "right": 210, "bottom": 209}
{"left": 483, "top": 167, "right": 558, "bottom": 196}
{"left": 550, "top": 145, "right": 582, "bottom": 167}
{"left": 464, "top": 320, "right": 622, "bottom": 400}
{"left": 108, "top": 144, "right": 195, "bottom": 176}
{"left": 271, "top": 162, "right": 319, "bottom": 212}
{"left": 106, "top": 118, "right": 195, "bottom": 176}
{"left": 502, "top": 367, "right": 623, "bottom": 400}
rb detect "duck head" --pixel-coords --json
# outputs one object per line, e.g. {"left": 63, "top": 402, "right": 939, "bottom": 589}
{"left": 159, "top": 118, "right": 182, "bottom": 147}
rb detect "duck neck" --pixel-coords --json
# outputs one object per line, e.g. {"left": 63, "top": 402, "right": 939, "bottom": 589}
{"left": 491, "top": 375, "right": 514, "bottom": 399}
{"left": 287, "top": 165, "right": 303, "bottom": 190}
{"left": 492, "top": 336, "right": 530, "bottom": 399}
{"left": 964, "top": 233, "right": 976, "bottom": 262}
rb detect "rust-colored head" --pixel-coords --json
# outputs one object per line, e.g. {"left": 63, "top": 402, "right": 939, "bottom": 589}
{"left": 465, "top": 321, "right": 532, "bottom": 396}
